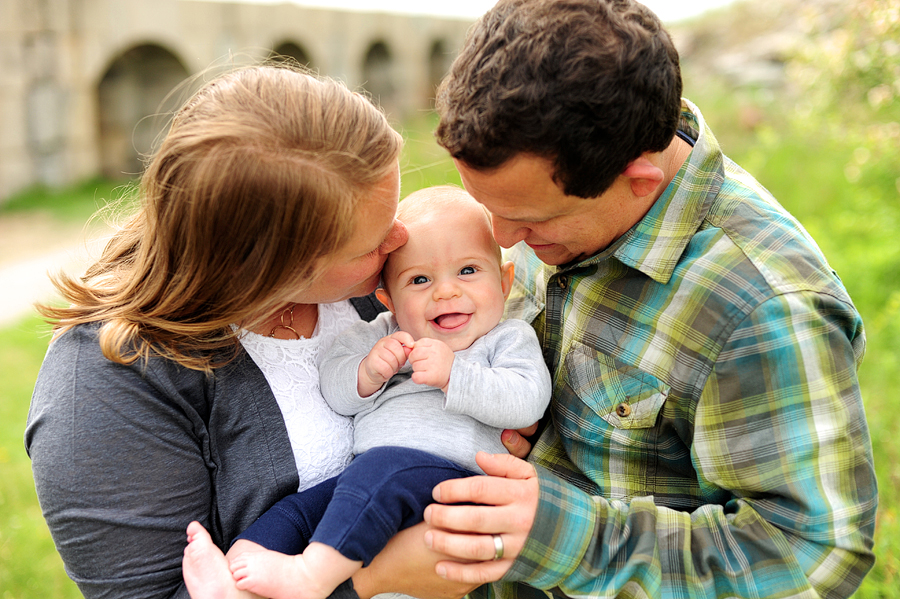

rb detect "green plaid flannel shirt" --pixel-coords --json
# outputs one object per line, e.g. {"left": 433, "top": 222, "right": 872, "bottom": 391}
{"left": 483, "top": 101, "right": 877, "bottom": 599}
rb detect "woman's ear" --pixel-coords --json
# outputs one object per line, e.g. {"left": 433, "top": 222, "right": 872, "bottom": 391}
{"left": 500, "top": 261, "right": 515, "bottom": 300}
{"left": 375, "top": 287, "right": 395, "bottom": 313}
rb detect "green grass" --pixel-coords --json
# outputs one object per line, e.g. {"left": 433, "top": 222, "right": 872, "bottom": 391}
{"left": 399, "top": 112, "right": 463, "bottom": 194}
{"left": 0, "top": 177, "right": 136, "bottom": 224}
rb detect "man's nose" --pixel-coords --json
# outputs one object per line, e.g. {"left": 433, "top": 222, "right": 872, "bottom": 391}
{"left": 490, "top": 214, "right": 528, "bottom": 248}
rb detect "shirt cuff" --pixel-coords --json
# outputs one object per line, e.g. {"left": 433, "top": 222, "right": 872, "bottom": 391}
{"left": 502, "top": 464, "right": 600, "bottom": 588}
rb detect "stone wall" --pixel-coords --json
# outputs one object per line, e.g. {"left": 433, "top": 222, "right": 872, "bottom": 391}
{"left": 0, "top": 0, "right": 473, "bottom": 203}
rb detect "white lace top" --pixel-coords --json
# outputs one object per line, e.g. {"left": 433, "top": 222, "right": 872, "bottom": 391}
{"left": 238, "top": 300, "right": 360, "bottom": 491}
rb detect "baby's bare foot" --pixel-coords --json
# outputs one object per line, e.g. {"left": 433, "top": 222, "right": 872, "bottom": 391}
{"left": 230, "top": 549, "right": 337, "bottom": 599}
{"left": 183, "top": 521, "right": 256, "bottom": 599}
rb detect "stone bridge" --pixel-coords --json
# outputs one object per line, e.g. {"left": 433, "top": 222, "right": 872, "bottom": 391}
{"left": 1, "top": 0, "right": 473, "bottom": 202}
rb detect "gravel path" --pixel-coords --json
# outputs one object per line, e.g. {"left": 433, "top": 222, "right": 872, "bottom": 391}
{"left": 0, "top": 213, "right": 113, "bottom": 327}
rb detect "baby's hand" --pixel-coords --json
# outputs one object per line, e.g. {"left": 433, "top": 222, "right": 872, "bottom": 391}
{"left": 358, "top": 331, "right": 415, "bottom": 397}
{"left": 408, "top": 338, "right": 454, "bottom": 393}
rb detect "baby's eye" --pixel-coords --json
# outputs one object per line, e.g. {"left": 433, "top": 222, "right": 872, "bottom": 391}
{"left": 412, "top": 275, "right": 429, "bottom": 285}
{"left": 459, "top": 266, "right": 476, "bottom": 275}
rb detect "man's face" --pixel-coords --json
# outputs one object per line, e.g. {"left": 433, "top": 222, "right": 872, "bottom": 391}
{"left": 377, "top": 200, "right": 512, "bottom": 352}
{"left": 454, "top": 154, "right": 633, "bottom": 266}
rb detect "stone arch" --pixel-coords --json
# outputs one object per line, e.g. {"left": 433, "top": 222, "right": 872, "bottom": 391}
{"left": 428, "top": 39, "right": 454, "bottom": 107}
{"left": 269, "top": 41, "right": 313, "bottom": 70}
{"left": 362, "top": 40, "right": 397, "bottom": 116}
{"left": 96, "top": 43, "right": 190, "bottom": 179}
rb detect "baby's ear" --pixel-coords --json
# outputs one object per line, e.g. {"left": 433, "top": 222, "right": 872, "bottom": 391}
{"left": 500, "top": 261, "right": 515, "bottom": 300}
{"left": 375, "top": 288, "right": 395, "bottom": 313}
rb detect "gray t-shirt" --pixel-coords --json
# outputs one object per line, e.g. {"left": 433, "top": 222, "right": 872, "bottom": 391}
{"left": 320, "top": 313, "right": 551, "bottom": 473}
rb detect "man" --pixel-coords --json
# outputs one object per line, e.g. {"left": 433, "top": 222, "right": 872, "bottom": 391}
{"left": 422, "top": 1, "right": 877, "bottom": 598}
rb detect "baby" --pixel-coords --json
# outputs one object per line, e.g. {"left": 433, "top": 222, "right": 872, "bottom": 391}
{"left": 183, "top": 185, "right": 551, "bottom": 599}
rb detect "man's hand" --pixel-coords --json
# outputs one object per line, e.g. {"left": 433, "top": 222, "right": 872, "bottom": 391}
{"left": 352, "top": 522, "right": 478, "bottom": 599}
{"left": 408, "top": 337, "right": 455, "bottom": 392}
{"left": 358, "top": 331, "right": 415, "bottom": 397}
{"left": 423, "top": 452, "right": 539, "bottom": 584}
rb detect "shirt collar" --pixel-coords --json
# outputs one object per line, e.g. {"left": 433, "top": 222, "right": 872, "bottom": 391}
{"left": 559, "top": 100, "right": 725, "bottom": 285}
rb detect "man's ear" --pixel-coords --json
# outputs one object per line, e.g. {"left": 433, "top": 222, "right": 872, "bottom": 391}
{"left": 375, "top": 288, "right": 395, "bottom": 313}
{"left": 622, "top": 155, "right": 665, "bottom": 198}
{"left": 500, "top": 261, "right": 515, "bottom": 300}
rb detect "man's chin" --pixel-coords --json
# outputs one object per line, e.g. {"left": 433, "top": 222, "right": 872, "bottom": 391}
{"left": 531, "top": 247, "right": 575, "bottom": 266}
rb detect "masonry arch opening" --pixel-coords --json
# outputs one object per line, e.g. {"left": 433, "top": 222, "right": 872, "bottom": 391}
{"left": 96, "top": 44, "right": 190, "bottom": 179}
{"left": 428, "top": 39, "right": 453, "bottom": 108}
{"left": 270, "top": 41, "right": 313, "bottom": 70}
{"left": 362, "top": 41, "right": 397, "bottom": 117}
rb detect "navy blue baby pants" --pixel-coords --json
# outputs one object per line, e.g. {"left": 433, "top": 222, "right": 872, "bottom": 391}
{"left": 234, "top": 446, "right": 477, "bottom": 565}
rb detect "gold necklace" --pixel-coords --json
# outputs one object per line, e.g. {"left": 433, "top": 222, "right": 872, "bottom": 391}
{"left": 268, "top": 304, "right": 301, "bottom": 339}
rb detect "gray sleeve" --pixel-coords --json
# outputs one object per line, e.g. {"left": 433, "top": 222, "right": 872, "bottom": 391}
{"left": 444, "top": 319, "right": 551, "bottom": 429}
{"left": 24, "top": 326, "right": 210, "bottom": 599}
{"left": 320, "top": 312, "right": 395, "bottom": 415}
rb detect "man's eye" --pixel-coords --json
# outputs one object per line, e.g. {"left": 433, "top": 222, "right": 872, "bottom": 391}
{"left": 459, "top": 266, "right": 476, "bottom": 275}
{"left": 412, "top": 275, "right": 429, "bottom": 285}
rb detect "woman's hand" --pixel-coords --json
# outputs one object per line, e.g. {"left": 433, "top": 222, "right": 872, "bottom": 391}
{"left": 422, "top": 452, "right": 539, "bottom": 584}
{"left": 501, "top": 422, "right": 537, "bottom": 459}
{"left": 352, "top": 522, "right": 478, "bottom": 599}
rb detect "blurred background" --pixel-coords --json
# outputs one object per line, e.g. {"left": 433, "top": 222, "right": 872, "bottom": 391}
{"left": 1, "top": 0, "right": 898, "bottom": 596}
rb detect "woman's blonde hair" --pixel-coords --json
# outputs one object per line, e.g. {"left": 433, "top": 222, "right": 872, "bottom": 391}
{"left": 40, "top": 65, "right": 402, "bottom": 372}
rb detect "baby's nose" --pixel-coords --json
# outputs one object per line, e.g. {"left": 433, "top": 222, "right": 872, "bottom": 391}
{"left": 432, "top": 278, "right": 461, "bottom": 299}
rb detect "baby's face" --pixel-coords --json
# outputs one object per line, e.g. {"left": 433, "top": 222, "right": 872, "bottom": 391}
{"left": 378, "top": 201, "right": 512, "bottom": 352}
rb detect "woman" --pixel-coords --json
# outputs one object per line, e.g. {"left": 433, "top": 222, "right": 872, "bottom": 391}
{"left": 25, "top": 65, "right": 513, "bottom": 599}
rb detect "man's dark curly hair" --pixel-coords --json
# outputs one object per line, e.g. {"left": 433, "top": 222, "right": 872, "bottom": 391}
{"left": 435, "top": 0, "right": 682, "bottom": 199}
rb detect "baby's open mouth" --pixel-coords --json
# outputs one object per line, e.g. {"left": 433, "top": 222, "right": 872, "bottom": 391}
{"left": 432, "top": 313, "right": 470, "bottom": 329}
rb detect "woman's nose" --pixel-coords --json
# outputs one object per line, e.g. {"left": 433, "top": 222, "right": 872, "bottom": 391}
{"left": 379, "top": 219, "right": 408, "bottom": 254}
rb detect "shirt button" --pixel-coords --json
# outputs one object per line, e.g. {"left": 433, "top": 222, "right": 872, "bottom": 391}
{"left": 557, "top": 276, "right": 568, "bottom": 289}
{"left": 616, "top": 403, "right": 631, "bottom": 418}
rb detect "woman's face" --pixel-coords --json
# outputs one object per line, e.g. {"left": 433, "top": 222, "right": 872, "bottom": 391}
{"left": 290, "top": 164, "right": 408, "bottom": 305}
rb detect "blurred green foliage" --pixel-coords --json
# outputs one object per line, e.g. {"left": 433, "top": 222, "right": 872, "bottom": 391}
{"left": 399, "top": 113, "right": 463, "bottom": 193}
{"left": 2, "top": 0, "right": 899, "bottom": 595}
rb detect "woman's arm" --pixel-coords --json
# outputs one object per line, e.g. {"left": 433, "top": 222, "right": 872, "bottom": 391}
{"left": 25, "top": 326, "right": 213, "bottom": 599}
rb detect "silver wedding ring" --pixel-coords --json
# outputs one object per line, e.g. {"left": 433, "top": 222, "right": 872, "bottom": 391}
{"left": 491, "top": 533, "right": 504, "bottom": 560}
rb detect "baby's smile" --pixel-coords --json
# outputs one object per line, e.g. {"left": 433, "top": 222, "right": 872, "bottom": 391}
{"left": 431, "top": 312, "right": 471, "bottom": 330}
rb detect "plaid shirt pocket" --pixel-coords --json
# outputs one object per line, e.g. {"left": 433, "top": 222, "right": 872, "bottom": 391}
{"left": 563, "top": 342, "right": 668, "bottom": 430}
